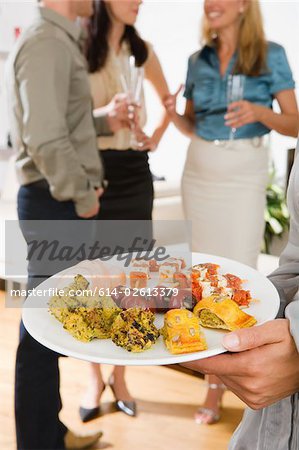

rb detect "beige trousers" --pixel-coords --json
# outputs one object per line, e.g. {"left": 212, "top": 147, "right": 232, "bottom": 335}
{"left": 182, "top": 136, "right": 270, "bottom": 268}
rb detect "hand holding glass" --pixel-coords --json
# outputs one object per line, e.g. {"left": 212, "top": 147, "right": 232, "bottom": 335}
{"left": 227, "top": 75, "right": 245, "bottom": 141}
{"left": 120, "top": 56, "right": 144, "bottom": 149}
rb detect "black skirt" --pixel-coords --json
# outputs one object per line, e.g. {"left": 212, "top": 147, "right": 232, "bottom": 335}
{"left": 98, "top": 149, "right": 154, "bottom": 220}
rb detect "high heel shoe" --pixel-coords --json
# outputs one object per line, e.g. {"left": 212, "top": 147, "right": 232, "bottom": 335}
{"left": 108, "top": 375, "right": 137, "bottom": 417}
{"left": 194, "top": 383, "right": 226, "bottom": 425}
{"left": 79, "top": 383, "right": 106, "bottom": 423}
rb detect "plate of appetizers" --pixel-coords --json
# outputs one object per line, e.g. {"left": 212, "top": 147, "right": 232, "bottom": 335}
{"left": 22, "top": 252, "right": 280, "bottom": 365}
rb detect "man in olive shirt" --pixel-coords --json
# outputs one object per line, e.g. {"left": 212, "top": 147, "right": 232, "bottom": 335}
{"left": 6, "top": 2, "right": 109, "bottom": 218}
{"left": 6, "top": 1, "right": 124, "bottom": 449}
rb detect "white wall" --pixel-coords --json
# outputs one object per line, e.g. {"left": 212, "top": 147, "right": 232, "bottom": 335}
{"left": 262, "top": 1, "right": 299, "bottom": 181}
{"left": 0, "top": 1, "right": 36, "bottom": 146}
{"left": 1, "top": 1, "right": 298, "bottom": 184}
{"left": 139, "top": 2, "right": 201, "bottom": 181}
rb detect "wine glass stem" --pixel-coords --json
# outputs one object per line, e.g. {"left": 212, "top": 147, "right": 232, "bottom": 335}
{"left": 229, "top": 127, "right": 236, "bottom": 141}
{"left": 128, "top": 103, "right": 138, "bottom": 148}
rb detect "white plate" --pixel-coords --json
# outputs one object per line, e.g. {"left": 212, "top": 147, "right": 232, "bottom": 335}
{"left": 22, "top": 253, "right": 280, "bottom": 366}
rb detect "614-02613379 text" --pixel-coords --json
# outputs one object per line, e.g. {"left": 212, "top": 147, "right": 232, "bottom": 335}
{"left": 9, "top": 286, "right": 180, "bottom": 299}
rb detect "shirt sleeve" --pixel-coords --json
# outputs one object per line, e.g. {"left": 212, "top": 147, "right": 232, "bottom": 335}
{"left": 268, "top": 44, "right": 295, "bottom": 95}
{"left": 93, "top": 115, "right": 113, "bottom": 136}
{"left": 268, "top": 144, "right": 299, "bottom": 350}
{"left": 15, "top": 38, "right": 98, "bottom": 216}
{"left": 269, "top": 245, "right": 299, "bottom": 350}
{"left": 89, "top": 73, "right": 114, "bottom": 137}
{"left": 285, "top": 300, "right": 299, "bottom": 351}
{"left": 183, "top": 55, "right": 195, "bottom": 100}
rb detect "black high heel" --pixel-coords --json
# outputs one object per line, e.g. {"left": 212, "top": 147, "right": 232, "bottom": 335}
{"left": 79, "top": 384, "right": 106, "bottom": 423}
{"left": 108, "top": 375, "right": 137, "bottom": 417}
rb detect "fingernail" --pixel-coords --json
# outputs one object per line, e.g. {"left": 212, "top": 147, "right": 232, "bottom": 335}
{"left": 223, "top": 333, "right": 240, "bottom": 349}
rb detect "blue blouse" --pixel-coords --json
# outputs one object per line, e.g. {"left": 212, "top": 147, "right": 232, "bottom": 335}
{"left": 184, "top": 42, "right": 295, "bottom": 141}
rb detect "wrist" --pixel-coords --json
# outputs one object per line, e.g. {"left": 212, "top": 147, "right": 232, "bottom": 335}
{"left": 255, "top": 104, "right": 268, "bottom": 123}
{"left": 151, "top": 132, "right": 161, "bottom": 148}
{"left": 75, "top": 188, "right": 98, "bottom": 217}
{"left": 169, "top": 110, "right": 179, "bottom": 120}
{"left": 106, "top": 111, "right": 118, "bottom": 133}
{"left": 150, "top": 141, "right": 158, "bottom": 152}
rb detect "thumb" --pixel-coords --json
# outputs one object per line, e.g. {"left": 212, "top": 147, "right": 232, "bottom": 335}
{"left": 96, "top": 187, "right": 104, "bottom": 198}
{"left": 222, "top": 319, "right": 286, "bottom": 352}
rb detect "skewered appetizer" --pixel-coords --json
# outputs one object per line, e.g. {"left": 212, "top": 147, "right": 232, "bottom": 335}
{"left": 111, "top": 308, "right": 160, "bottom": 352}
{"left": 135, "top": 258, "right": 160, "bottom": 272}
{"left": 172, "top": 257, "right": 187, "bottom": 269}
{"left": 158, "top": 257, "right": 185, "bottom": 282}
{"left": 192, "top": 263, "right": 252, "bottom": 307}
{"left": 162, "top": 309, "right": 207, "bottom": 354}
{"left": 159, "top": 262, "right": 177, "bottom": 283}
{"left": 193, "top": 296, "right": 257, "bottom": 331}
{"left": 173, "top": 271, "right": 191, "bottom": 288}
{"left": 149, "top": 259, "right": 160, "bottom": 272}
{"left": 129, "top": 260, "right": 149, "bottom": 289}
{"left": 165, "top": 257, "right": 183, "bottom": 271}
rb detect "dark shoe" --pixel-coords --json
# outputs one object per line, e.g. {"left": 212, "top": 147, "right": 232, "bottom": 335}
{"left": 79, "top": 383, "right": 106, "bottom": 423}
{"left": 108, "top": 376, "right": 137, "bottom": 417}
{"left": 64, "top": 429, "right": 103, "bottom": 449}
{"left": 79, "top": 406, "right": 100, "bottom": 423}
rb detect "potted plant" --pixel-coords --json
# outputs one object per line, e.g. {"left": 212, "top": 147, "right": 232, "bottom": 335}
{"left": 262, "top": 168, "right": 290, "bottom": 255}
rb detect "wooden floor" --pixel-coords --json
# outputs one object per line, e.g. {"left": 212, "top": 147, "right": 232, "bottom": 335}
{"left": 0, "top": 294, "right": 245, "bottom": 450}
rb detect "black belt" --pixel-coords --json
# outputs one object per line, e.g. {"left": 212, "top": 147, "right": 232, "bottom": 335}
{"left": 26, "top": 179, "right": 108, "bottom": 190}
{"left": 26, "top": 179, "right": 50, "bottom": 190}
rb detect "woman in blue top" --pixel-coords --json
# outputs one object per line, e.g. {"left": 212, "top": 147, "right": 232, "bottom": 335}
{"left": 164, "top": 0, "right": 298, "bottom": 426}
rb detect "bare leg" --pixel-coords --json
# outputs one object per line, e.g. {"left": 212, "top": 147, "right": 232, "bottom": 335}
{"left": 195, "top": 374, "right": 226, "bottom": 425}
{"left": 109, "top": 366, "right": 134, "bottom": 402}
{"left": 80, "top": 363, "right": 105, "bottom": 409}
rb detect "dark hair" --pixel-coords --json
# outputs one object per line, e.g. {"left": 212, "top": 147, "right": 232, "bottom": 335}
{"left": 86, "top": 0, "right": 148, "bottom": 74}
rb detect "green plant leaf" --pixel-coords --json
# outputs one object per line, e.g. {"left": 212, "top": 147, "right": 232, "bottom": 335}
{"left": 264, "top": 209, "right": 271, "bottom": 222}
{"left": 281, "top": 203, "right": 290, "bottom": 219}
{"left": 263, "top": 167, "right": 290, "bottom": 252}
{"left": 268, "top": 217, "right": 283, "bottom": 235}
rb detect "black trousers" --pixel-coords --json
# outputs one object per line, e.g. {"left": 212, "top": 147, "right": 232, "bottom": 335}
{"left": 15, "top": 183, "right": 88, "bottom": 450}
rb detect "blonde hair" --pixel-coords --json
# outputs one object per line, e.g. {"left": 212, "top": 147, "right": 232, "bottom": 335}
{"left": 202, "top": 0, "right": 268, "bottom": 76}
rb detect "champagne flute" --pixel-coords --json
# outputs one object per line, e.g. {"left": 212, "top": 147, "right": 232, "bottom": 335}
{"left": 227, "top": 74, "right": 245, "bottom": 141}
{"left": 120, "top": 56, "right": 144, "bottom": 149}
